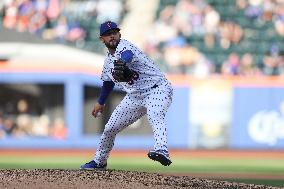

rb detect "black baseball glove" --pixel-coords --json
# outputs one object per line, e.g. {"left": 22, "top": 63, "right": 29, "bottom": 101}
{"left": 112, "top": 59, "right": 135, "bottom": 82}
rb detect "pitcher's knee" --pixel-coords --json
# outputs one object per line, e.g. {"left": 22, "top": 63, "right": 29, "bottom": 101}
{"left": 103, "top": 125, "right": 122, "bottom": 137}
{"left": 148, "top": 111, "right": 165, "bottom": 120}
{"left": 102, "top": 128, "right": 115, "bottom": 138}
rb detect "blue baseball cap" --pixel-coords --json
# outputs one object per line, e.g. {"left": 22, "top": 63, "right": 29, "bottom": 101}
{"left": 100, "top": 21, "right": 120, "bottom": 36}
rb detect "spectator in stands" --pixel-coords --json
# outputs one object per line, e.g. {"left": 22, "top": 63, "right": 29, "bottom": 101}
{"left": 28, "top": 10, "right": 47, "bottom": 34}
{"left": 236, "top": 0, "right": 247, "bottom": 10}
{"left": 162, "top": 32, "right": 199, "bottom": 74}
{"left": 204, "top": 5, "right": 220, "bottom": 34}
{"left": 54, "top": 16, "right": 69, "bottom": 43}
{"left": 190, "top": 53, "right": 215, "bottom": 78}
{"left": 274, "top": 3, "right": 284, "bottom": 36}
{"left": 262, "top": 0, "right": 275, "bottom": 22}
{"left": 3, "top": 0, "right": 18, "bottom": 29}
{"left": 260, "top": 51, "right": 280, "bottom": 76}
{"left": 66, "top": 21, "right": 86, "bottom": 45}
{"left": 163, "top": 42, "right": 213, "bottom": 76}
{"left": 16, "top": 99, "right": 33, "bottom": 136}
{"left": 50, "top": 117, "right": 67, "bottom": 140}
{"left": 143, "top": 5, "right": 178, "bottom": 71}
{"left": 34, "top": 0, "right": 48, "bottom": 13}
{"left": 218, "top": 21, "right": 243, "bottom": 49}
{"left": 221, "top": 53, "right": 240, "bottom": 75}
{"left": 3, "top": 118, "right": 17, "bottom": 136}
{"left": 204, "top": 5, "right": 220, "bottom": 48}
{"left": 46, "top": 0, "right": 60, "bottom": 26}
{"left": 31, "top": 115, "right": 50, "bottom": 137}
{"left": 171, "top": 0, "right": 202, "bottom": 37}
{"left": 17, "top": 0, "right": 34, "bottom": 32}
{"left": 244, "top": 0, "right": 263, "bottom": 19}
{"left": 239, "top": 53, "right": 262, "bottom": 76}
{"left": 153, "top": 5, "right": 178, "bottom": 44}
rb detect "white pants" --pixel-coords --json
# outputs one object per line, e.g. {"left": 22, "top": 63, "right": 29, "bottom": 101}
{"left": 94, "top": 81, "right": 173, "bottom": 165}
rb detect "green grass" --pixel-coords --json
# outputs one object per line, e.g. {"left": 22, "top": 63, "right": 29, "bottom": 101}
{"left": 0, "top": 156, "right": 283, "bottom": 187}
{"left": 1, "top": 156, "right": 284, "bottom": 173}
{"left": 108, "top": 157, "right": 284, "bottom": 174}
{"left": 0, "top": 156, "right": 84, "bottom": 169}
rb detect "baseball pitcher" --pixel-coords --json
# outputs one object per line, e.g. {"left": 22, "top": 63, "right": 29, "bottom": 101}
{"left": 81, "top": 21, "right": 173, "bottom": 170}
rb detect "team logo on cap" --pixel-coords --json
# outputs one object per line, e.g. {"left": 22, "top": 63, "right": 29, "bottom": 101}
{"left": 107, "top": 22, "right": 112, "bottom": 29}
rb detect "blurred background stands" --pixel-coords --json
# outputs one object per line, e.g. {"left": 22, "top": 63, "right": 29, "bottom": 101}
{"left": 148, "top": 0, "right": 284, "bottom": 75}
{"left": 0, "top": 0, "right": 283, "bottom": 75}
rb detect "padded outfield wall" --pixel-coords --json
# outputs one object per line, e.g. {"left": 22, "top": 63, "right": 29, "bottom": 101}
{"left": 0, "top": 69, "right": 284, "bottom": 149}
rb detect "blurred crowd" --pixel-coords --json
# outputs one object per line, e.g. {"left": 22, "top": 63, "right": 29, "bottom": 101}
{"left": 0, "top": 99, "right": 67, "bottom": 139}
{"left": 0, "top": 0, "right": 126, "bottom": 47}
{"left": 240, "top": 0, "right": 284, "bottom": 36}
{"left": 0, "top": 0, "right": 283, "bottom": 77}
{"left": 143, "top": 0, "right": 284, "bottom": 77}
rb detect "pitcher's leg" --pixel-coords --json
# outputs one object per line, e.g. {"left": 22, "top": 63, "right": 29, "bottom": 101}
{"left": 147, "top": 108, "right": 169, "bottom": 151}
{"left": 146, "top": 85, "right": 173, "bottom": 152}
{"left": 94, "top": 96, "right": 146, "bottom": 165}
{"left": 145, "top": 84, "right": 173, "bottom": 166}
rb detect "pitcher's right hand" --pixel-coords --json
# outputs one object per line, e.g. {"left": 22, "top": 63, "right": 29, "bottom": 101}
{"left": 92, "top": 102, "right": 105, "bottom": 118}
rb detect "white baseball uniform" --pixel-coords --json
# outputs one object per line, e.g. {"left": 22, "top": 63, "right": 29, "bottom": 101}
{"left": 94, "top": 39, "right": 173, "bottom": 165}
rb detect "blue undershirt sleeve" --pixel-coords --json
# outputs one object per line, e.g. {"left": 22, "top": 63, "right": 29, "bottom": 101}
{"left": 97, "top": 81, "right": 115, "bottom": 105}
{"left": 120, "top": 50, "right": 134, "bottom": 63}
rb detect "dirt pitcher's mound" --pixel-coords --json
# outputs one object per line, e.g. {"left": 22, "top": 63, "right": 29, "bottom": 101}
{"left": 0, "top": 169, "right": 279, "bottom": 189}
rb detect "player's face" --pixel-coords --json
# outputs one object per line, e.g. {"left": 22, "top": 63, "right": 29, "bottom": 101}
{"left": 100, "top": 29, "right": 121, "bottom": 50}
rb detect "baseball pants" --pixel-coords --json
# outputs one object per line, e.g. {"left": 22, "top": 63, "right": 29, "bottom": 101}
{"left": 94, "top": 81, "right": 173, "bottom": 165}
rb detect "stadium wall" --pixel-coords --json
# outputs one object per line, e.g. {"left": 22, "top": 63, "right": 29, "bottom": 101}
{"left": 0, "top": 71, "right": 284, "bottom": 149}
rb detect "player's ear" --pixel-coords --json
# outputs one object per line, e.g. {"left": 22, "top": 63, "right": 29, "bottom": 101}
{"left": 99, "top": 36, "right": 104, "bottom": 42}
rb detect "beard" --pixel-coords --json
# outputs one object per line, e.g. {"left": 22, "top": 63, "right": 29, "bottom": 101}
{"left": 104, "top": 39, "right": 120, "bottom": 50}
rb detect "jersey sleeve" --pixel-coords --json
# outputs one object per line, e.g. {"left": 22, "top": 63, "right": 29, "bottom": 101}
{"left": 120, "top": 50, "right": 134, "bottom": 63}
{"left": 117, "top": 40, "right": 136, "bottom": 64}
{"left": 101, "top": 59, "right": 112, "bottom": 81}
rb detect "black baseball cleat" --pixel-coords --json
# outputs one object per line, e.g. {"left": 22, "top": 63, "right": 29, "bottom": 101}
{"left": 147, "top": 150, "right": 172, "bottom": 166}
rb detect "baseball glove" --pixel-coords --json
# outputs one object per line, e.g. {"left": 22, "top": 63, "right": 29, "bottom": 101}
{"left": 112, "top": 59, "right": 134, "bottom": 82}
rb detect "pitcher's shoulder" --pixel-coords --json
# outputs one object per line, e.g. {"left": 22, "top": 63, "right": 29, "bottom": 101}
{"left": 118, "top": 39, "right": 139, "bottom": 50}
